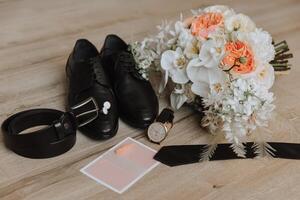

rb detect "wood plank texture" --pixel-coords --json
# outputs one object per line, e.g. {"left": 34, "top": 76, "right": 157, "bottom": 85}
{"left": 0, "top": 0, "right": 299, "bottom": 199}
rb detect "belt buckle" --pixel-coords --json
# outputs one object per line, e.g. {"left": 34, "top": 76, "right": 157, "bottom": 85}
{"left": 54, "top": 112, "right": 77, "bottom": 140}
{"left": 70, "top": 97, "right": 99, "bottom": 127}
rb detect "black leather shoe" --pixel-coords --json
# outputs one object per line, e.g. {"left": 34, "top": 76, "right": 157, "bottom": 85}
{"left": 66, "top": 39, "right": 118, "bottom": 139}
{"left": 100, "top": 35, "right": 158, "bottom": 129}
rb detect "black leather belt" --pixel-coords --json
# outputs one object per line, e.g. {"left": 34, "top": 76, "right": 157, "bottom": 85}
{"left": 1, "top": 97, "right": 99, "bottom": 158}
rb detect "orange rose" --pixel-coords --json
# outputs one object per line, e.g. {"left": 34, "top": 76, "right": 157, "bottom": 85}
{"left": 191, "top": 12, "right": 224, "bottom": 38}
{"left": 221, "top": 41, "right": 255, "bottom": 74}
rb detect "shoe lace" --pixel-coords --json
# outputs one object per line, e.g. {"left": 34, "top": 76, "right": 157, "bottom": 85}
{"left": 90, "top": 56, "right": 109, "bottom": 85}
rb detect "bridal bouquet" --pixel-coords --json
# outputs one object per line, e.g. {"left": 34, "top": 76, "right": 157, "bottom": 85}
{"left": 130, "top": 5, "right": 292, "bottom": 159}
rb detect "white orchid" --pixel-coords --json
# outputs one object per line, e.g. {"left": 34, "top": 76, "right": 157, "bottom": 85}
{"left": 184, "top": 37, "right": 227, "bottom": 97}
{"left": 184, "top": 38, "right": 200, "bottom": 59}
{"left": 198, "top": 38, "right": 226, "bottom": 68}
{"left": 161, "top": 47, "right": 189, "bottom": 84}
{"left": 186, "top": 58, "right": 227, "bottom": 98}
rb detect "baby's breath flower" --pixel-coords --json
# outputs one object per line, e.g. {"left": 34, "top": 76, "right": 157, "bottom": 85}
{"left": 202, "top": 78, "right": 275, "bottom": 146}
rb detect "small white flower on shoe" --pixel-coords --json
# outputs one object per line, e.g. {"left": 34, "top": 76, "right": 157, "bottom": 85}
{"left": 102, "top": 101, "right": 111, "bottom": 115}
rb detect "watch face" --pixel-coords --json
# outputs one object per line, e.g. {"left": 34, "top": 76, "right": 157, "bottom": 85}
{"left": 147, "top": 122, "right": 167, "bottom": 143}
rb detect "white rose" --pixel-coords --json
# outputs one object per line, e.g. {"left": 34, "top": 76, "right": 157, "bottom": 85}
{"left": 240, "top": 28, "right": 275, "bottom": 63}
{"left": 160, "top": 47, "right": 189, "bottom": 84}
{"left": 253, "top": 63, "right": 275, "bottom": 89}
{"left": 229, "top": 63, "right": 274, "bottom": 90}
{"left": 204, "top": 5, "right": 235, "bottom": 17}
{"left": 225, "top": 13, "right": 256, "bottom": 32}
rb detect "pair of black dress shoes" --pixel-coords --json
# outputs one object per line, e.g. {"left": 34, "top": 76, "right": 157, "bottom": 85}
{"left": 66, "top": 35, "right": 158, "bottom": 140}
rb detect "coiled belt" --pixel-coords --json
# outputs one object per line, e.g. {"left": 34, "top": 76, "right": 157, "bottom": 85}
{"left": 1, "top": 97, "right": 99, "bottom": 158}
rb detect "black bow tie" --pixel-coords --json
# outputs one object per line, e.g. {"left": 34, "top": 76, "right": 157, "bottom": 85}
{"left": 154, "top": 142, "right": 300, "bottom": 167}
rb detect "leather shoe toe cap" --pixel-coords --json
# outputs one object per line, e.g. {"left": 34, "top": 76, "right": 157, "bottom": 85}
{"left": 121, "top": 109, "right": 158, "bottom": 129}
{"left": 79, "top": 119, "right": 118, "bottom": 140}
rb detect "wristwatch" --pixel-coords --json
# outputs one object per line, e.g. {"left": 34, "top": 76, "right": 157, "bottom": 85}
{"left": 147, "top": 108, "right": 174, "bottom": 144}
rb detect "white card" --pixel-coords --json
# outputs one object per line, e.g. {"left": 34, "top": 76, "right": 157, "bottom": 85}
{"left": 80, "top": 137, "right": 159, "bottom": 194}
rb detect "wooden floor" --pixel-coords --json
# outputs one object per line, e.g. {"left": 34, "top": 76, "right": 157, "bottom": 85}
{"left": 0, "top": 0, "right": 300, "bottom": 199}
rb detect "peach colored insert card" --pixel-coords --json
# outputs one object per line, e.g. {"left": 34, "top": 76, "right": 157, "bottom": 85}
{"left": 80, "top": 137, "right": 160, "bottom": 194}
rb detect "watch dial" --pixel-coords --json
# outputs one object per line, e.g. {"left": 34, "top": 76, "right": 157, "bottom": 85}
{"left": 147, "top": 123, "right": 166, "bottom": 143}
